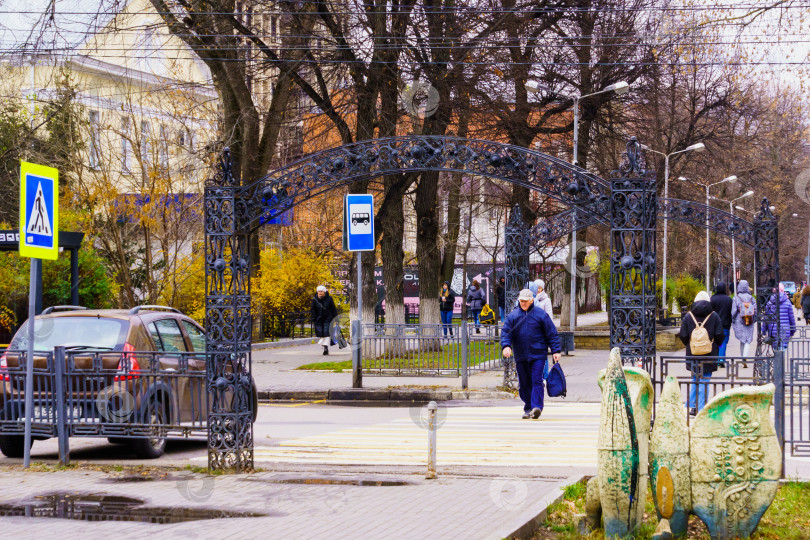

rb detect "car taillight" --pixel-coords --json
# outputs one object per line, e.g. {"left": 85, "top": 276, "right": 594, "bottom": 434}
{"left": 115, "top": 343, "right": 140, "bottom": 381}
{"left": 0, "top": 353, "right": 7, "bottom": 381}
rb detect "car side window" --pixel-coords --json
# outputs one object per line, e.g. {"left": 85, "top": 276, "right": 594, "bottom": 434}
{"left": 147, "top": 322, "right": 163, "bottom": 350}
{"left": 154, "top": 319, "right": 188, "bottom": 352}
{"left": 182, "top": 320, "right": 206, "bottom": 352}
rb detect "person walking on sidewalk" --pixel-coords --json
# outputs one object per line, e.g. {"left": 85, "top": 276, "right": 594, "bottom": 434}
{"left": 466, "top": 279, "right": 486, "bottom": 333}
{"left": 801, "top": 283, "right": 810, "bottom": 325}
{"left": 730, "top": 280, "right": 757, "bottom": 358}
{"left": 311, "top": 285, "right": 338, "bottom": 355}
{"left": 440, "top": 281, "right": 456, "bottom": 337}
{"left": 501, "top": 288, "right": 561, "bottom": 420}
{"left": 533, "top": 279, "right": 554, "bottom": 380}
{"left": 679, "top": 291, "right": 725, "bottom": 415}
{"left": 765, "top": 283, "right": 796, "bottom": 351}
{"left": 495, "top": 276, "right": 506, "bottom": 322}
{"left": 710, "top": 282, "right": 733, "bottom": 360}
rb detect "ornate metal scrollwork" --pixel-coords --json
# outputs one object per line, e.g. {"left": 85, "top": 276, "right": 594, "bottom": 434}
{"left": 238, "top": 135, "right": 611, "bottom": 234}
{"left": 754, "top": 198, "right": 779, "bottom": 358}
{"left": 503, "top": 205, "right": 529, "bottom": 390}
{"left": 659, "top": 198, "right": 755, "bottom": 248}
{"left": 204, "top": 148, "right": 254, "bottom": 472}
{"left": 610, "top": 139, "right": 657, "bottom": 371}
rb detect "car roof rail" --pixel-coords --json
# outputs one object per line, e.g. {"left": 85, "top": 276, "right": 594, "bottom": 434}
{"left": 129, "top": 305, "right": 182, "bottom": 315}
{"left": 41, "top": 305, "right": 88, "bottom": 315}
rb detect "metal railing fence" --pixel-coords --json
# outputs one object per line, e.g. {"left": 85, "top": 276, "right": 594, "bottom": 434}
{"left": 654, "top": 355, "right": 774, "bottom": 427}
{"left": 360, "top": 321, "right": 504, "bottom": 380}
{"left": 0, "top": 347, "right": 211, "bottom": 463}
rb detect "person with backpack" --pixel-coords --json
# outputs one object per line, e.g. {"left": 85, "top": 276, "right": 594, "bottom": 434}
{"left": 801, "top": 283, "right": 810, "bottom": 325}
{"left": 710, "top": 282, "right": 733, "bottom": 360}
{"left": 730, "top": 280, "right": 757, "bottom": 358}
{"left": 679, "top": 290, "right": 726, "bottom": 415}
{"left": 765, "top": 283, "right": 796, "bottom": 350}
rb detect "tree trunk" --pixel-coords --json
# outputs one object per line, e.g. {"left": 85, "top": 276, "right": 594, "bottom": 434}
{"left": 415, "top": 170, "right": 442, "bottom": 350}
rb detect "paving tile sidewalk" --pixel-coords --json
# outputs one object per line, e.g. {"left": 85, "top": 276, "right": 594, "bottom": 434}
{"left": 0, "top": 466, "right": 582, "bottom": 539}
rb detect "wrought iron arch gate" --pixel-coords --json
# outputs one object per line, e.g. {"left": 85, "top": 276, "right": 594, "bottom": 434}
{"left": 515, "top": 166, "right": 780, "bottom": 366}
{"left": 204, "top": 135, "right": 615, "bottom": 470}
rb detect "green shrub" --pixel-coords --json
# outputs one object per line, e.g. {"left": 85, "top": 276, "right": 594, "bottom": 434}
{"left": 674, "top": 274, "right": 705, "bottom": 310}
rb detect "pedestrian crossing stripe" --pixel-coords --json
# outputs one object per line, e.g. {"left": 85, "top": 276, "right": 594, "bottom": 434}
{"left": 19, "top": 161, "right": 59, "bottom": 260}
{"left": 237, "top": 403, "right": 601, "bottom": 468}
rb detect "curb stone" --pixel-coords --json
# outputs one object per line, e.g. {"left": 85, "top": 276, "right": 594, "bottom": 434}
{"left": 252, "top": 338, "right": 317, "bottom": 350}
{"left": 498, "top": 473, "right": 587, "bottom": 540}
{"left": 257, "top": 389, "right": 514, "bottom": 402}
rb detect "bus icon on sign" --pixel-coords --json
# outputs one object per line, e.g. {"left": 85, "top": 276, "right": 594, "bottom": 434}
{"left": 351, "top": 212, "right": 370, "bottom": 226}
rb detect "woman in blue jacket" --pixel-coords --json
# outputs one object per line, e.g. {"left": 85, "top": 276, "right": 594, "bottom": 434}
{"left": 501, "top": 288, "right": 561, "bottom": 419}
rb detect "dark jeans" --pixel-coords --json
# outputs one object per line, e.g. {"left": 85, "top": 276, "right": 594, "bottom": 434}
{"left": 516, "top": 358, "right": 546, "bottom": 412}
{"left": 440, "top": 310, "right": 454, "bottom": 335}
{"left": 718, "top": 328, "right": 730, "bottom": 357}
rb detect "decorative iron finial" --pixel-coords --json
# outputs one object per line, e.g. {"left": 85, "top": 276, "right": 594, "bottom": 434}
{"left": 618, "top": 137, "right": 648, "bottom": 176}
{"left": 755, "top": 197, "right": 776, "bottom": 222}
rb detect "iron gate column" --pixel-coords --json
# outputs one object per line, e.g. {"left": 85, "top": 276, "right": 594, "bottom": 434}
{"left": 609, "top": 138, "right": 657, "bottom": 371}
{"left": 504, "top": 205, "right": 529, "bottom": 388}
{"left": 754, "top": 198, "right": 779, "bottom": 359}
{"left": 204, "top": 148, "right": 254, "bottom": 471}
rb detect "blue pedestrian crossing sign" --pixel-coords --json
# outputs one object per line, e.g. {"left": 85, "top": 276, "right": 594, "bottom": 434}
{"left": 343, "top": 194, "right": 375, "bottom": 251}
{"left": 19, "top": 161, "right": 59, "bottom": 260}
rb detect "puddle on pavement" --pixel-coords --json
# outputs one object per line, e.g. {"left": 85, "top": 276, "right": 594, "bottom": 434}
{"left": 0, "top": 493, "right": 267, "bottom": 524}
{"left": 245, "top": 477, "right": 414, "bottom": 487}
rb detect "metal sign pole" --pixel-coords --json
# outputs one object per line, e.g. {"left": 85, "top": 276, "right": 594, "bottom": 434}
{"left": 352, "top": 251, "right": 363, "bottom": 388}
{"left": 23, "top": 257, "right": 39, "bottom": 468}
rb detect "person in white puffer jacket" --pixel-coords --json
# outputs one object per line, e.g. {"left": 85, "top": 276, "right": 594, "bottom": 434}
{"left": 533, "top": 279, "right": 555, "bottom": 380}
{"left": 534, "top": 279, "right": 553, "bottom": 320}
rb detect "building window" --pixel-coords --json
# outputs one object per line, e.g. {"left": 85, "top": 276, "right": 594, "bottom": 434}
{"left": 121, "top": 116, "right": 131, "bottom": 174}
{"left": 271, "top": 16, "right": 277, "bottom": 38}
{"left": 88, "top": 110, "right": 100, "bottom": 169}
{"left": 140, "top": 120, "right": 151, "bottom": 169}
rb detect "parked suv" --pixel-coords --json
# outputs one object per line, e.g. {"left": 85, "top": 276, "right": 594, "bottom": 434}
{"left": 0, "top": 305, "right": 256, "bottom": 459}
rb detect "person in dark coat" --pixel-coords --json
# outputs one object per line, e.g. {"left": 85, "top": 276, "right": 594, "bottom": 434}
{"left": 439, "top": 281, "right": 456, "bottom": 336}
{"left": 311, "top": 285, "right": 338, "bottom": 355}
{"left": 679, "top": 290, "right": 726, "bottom": 415}
{"left": 501, "top": 288, "right": 561, "bottom": 420}
{"left": 466, "top": 280, "right": 486, "bottom": 332}
{"left": 495, "top": 276, "right": 506, "bottom": 322}
{"left": 801, "top": 284, "right": 810, "bottom": 325}
{"left": 765, "top": 283, "right": 796, "bottom": 350}
{"left": 710, "top": 282, "right": 733, "bottom": 359}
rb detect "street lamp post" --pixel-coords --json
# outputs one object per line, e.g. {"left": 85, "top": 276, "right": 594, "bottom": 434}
{"left": 528, "top": 80, "right": 629, "bottom": 331}
{"left": 642, "top": 142, "right": 705, "bottom": 314}
{"left": 729, "top": 190, "right": 755, "bottom": 288}
{"left": 680, "top": 175, "right": 737, "bottom": 291}
{"left": 737, "top": 203, "right": 775, "bottom": 290}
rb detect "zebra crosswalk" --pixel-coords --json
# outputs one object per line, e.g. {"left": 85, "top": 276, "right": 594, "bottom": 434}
{"left": 251, "top": 403, "right": 601, "bottom": 467}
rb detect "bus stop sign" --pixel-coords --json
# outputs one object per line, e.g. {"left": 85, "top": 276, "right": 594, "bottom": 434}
{"left": 19, "top": 161, "right": 59, "bottom": 260}
{"left": 343, "top": 194, "right": 374, "bottom": 251}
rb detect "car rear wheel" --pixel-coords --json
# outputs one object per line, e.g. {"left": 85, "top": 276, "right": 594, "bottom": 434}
{"left": 0, "top": 435, "right": 34, "bottom": 458}
{"left": 128, "top": 399, "right": 168, "bottom": 459}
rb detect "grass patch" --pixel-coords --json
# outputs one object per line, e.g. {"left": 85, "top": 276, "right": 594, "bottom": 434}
{"left": 297, "top": 342, "right": 502, "bottom": 372}
{"left": 297, "top": 360, "right": 352, "bottom": 372}
{"left": 532, "top": 479, "right": 810, "bottom": 539}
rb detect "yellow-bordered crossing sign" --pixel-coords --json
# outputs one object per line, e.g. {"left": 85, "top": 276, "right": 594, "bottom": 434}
{"left": 19, "top": 161, "right": 59, "bottom": 260}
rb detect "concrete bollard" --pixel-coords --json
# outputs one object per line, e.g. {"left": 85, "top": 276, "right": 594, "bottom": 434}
{"left": 426, "top": 401, "right": 437, "bottom": 479}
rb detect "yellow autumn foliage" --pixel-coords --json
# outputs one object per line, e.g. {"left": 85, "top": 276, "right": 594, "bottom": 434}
{"left": 252, "top": 248, "right": 346, "bottom": 315}
{"left": 160, "top": 252, "right": 205, "bottom": 324}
